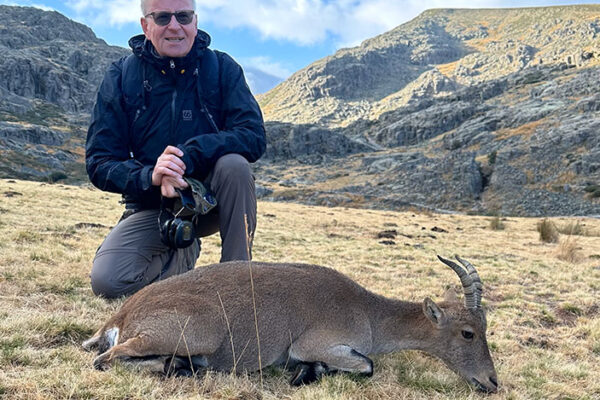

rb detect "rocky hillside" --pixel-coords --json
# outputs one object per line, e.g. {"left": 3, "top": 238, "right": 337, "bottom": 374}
{"left": 254, "top": 5, "right": 600, "bottom": 216}
{"left": 259, "top": 5, "right": 600, "bottom": 127}
{"left": 1, "top": 5, "right": 599, "bottom": 216}
{"left": 0, "top": 5, "right": 128, "bottom": 181}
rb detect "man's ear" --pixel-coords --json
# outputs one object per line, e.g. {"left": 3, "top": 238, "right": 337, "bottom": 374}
{"left": 423, "top": 297, "right": 447, "bottom": 327}
{"left": 141, "top": 17, "right": 149, "bottom": 37}
{"left": 443, "top": 288, "right": 459, "bottom": 303}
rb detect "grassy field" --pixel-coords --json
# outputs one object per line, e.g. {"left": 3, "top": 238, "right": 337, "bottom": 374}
{"left": 1, "top": 178, "right": 599, "bottom": 400}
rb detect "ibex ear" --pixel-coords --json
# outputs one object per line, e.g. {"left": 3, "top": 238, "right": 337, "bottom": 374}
{"left": 443, "top": 288, "right": 459, "bottom": 303}
{"left": 423, "top": 297, "right": 447, "bottom": 327}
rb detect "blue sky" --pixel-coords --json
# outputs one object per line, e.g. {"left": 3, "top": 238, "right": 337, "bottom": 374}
{"left": 1, "top": 0, "right": 597, "bottom": 92}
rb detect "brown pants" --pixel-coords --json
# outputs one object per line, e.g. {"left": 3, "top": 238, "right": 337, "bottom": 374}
{"left": 90, "top": 154, "right": 257, "bottom": 298}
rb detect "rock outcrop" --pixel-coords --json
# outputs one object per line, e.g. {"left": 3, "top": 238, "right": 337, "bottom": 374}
{"left": 0, "top": 5, "right": 128, "bottom": 182}
{"left": 254, "top": 5, "right": 600, "bottom": 216}
{"left": 259, "top": 5, "right": 600, "bottom": 127}
{"left": 0, "top": 5, "right": 128, "bottom": 114}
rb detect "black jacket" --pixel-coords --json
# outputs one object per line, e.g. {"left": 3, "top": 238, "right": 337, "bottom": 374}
{"left": 86, "top": 30, "right": 266, "bottom": 210}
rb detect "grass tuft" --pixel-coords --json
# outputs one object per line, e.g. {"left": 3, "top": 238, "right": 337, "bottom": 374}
{"left": 560, "top": 303, "right": 583, "bottom": 317}
{"left": 556, "top": 236, "right": 583, "bottom": 263}
{"left": 489, "top": 216, "right": 505, "bottom": 230}
{"left": 0, "top": 336, "right": 31, "bottom": 367}
{"left": 538, "top": 218, "right": 559, "bottom": 243}
{"left": 557, "top": 221, "right": 587, "bottom": 236}
{"left": 40, "top": 318, "right": 95, "bottom": 347}
{"left": 39, "top": 276, "right": 86, "bottom": 296}
{"left": 394, "top": 354, "right": 459, "bottom": 394}
{"left": 14, "top": 231, "right": 43, "bottom": 243}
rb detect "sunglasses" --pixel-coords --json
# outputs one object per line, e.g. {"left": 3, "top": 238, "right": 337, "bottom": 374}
{"left": 145, "top": 10, "right": 195, "bottom": 26}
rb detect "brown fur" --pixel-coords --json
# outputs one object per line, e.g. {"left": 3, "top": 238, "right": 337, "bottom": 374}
{"left": 83, "top": 260, "right": 498, "bottom": 392}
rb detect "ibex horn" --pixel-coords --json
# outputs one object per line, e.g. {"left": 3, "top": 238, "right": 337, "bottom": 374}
{"left": 436, "top": 255, "right": 478, "bottom": 309}
{"left": 455, "top": 255, "right": 483, "bottom": 308}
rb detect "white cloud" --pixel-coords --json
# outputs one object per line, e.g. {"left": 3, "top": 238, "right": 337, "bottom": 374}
{"left": 194, "top": 0, "right": 556, "bottom": 48}
{"left": 53, "top": 0, "right": 513, "bottom": 46}
{"left": 196, "top": 0, "right": 340, "bottom": 45}
{"left": 56, "top": 0, "right": 593, "bottom": 48}
{"left": 0, "top": 0, "right": 55, "bottom": 11}
{"left": 65, "top": 0, "right": 140, "bottom": 25}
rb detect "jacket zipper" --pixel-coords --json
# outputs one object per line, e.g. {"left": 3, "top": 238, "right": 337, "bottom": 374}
{"left": 169, "top": 59, "right": 177, "bottom": 145}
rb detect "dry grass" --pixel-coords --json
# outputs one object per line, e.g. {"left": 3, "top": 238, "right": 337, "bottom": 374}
{"left": 1, "top": 179, "right": 600, "bottom": 399}
{"left": 489, "top": 216, "right": 505, "bottom": 231}
{"left": 537, "top": 218, "right": 559, "bottom": 243}
{"left": 436, "top": 61, "right": 460, "bottom": 77}
{"left": 492, "top": 119, "right": 548, "bottom": 142}
{"left": 555, "top": 236, "right": 584, "bottom": 264}
{"left": 557, "top": 220, "right": 600, "bottom": 237}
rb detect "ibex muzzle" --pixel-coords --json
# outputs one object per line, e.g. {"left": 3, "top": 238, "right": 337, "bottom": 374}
{"left": 83, "top": 256, "right": 498, "bottom": 393}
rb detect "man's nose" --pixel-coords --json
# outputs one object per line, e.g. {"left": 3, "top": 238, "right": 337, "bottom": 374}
{"left": 166, "top": 15, "right": 180, "bottom": 29}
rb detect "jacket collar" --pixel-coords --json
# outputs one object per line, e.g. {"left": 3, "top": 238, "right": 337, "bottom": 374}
{"left": 128, "top": 29, "right": 211, "bottom": 69}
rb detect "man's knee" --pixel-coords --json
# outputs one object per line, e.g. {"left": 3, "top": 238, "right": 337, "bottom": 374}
{"left": 90, "top": 252, "right": 142, "bottom": 299}
{"left": 90, "top": 267, "right": 125, "bottom": 299}
{"left": 213, "top": 154, "right": 252, "bottom": 183}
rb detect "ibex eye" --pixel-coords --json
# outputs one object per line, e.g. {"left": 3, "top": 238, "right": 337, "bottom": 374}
{"left": 462, "top": 330, "right": 474, "bottom": 340}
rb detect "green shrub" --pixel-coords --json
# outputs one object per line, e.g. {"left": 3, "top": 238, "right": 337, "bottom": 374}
{"left": 584, "top": 184, "right": 600, "bottom": 198}
{"left": 47, "top": 171, "right": 68, "bottom": 183}
{"left": 584, "top": 184, "right": 599, "bottom": 193}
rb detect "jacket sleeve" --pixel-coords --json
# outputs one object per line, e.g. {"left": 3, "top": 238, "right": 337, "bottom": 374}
{"left": 177, "top": 53, "right": 267, "bottom": 180}
{"left": 85, "top": 59, "right": 155, "bottom": 197}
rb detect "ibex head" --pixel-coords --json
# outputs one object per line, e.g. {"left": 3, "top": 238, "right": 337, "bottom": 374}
{"left": 421, "top": 255, "right": 498, "bottom": 393}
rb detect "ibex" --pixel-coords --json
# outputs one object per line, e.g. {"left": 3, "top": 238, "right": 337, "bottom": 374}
{"left": 83, "top": 255, "right": 498, "bottom": 393}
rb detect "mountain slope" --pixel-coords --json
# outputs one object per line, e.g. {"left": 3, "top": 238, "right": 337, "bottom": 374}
{"left": 254, "top": 5, "right": 600, "bottom": 216}
{"left": 0, "top": 5, "right": 128, "bottom": 181}
{"left": 1, "top": 5, "right": 599, "bottom": 216}
{"left": 259, "top": 5, "right": 600, "bottom": 127}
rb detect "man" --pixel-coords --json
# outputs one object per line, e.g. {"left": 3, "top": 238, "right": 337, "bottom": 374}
{"left": 86, "top": 0, "right": 266, "bottom": 298}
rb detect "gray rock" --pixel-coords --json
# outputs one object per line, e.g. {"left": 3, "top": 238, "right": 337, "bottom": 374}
{"left": 264, "top": 121, "right": 376, "bottom": 162}
{"left": 255, "top": 184, "right": 273, "bottom": 198}
{"left": 0, "top": 122, "right": 65, "bottom": 146}
{"left": 0, "top": 5, "right": 128, "bottom": 114}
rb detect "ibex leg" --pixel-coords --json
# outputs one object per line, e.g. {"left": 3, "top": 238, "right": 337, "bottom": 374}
{"left": 290, "top": 336, "right": 373, "bottom": 380}
{"left": 93, "top": 336, "right": 146, "bottom": 370}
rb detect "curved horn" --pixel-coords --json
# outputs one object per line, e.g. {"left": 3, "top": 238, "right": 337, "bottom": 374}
{"left": 437, "top": 255, "right": 477, "bottom": 309}
{"left": 456, "top": 255, "right": 483, "bottom": 308}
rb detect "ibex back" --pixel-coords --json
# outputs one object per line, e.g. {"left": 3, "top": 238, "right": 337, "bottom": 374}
{"left": 83, "top": 256, "right": 498, "bottom": 392}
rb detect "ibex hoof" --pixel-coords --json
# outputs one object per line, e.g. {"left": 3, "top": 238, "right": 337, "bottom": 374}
{"left": 290, "top": 361, "right": 329, "bottom": 386}
{"left": 93, "top": 354, "right": 110, "bottom": 371}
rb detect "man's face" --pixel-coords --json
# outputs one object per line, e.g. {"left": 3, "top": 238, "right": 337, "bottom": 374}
{"left": 141, "top": 0, "right": 197, "bottom": 58}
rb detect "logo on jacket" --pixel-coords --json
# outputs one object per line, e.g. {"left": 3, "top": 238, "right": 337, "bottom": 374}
{"left": 182, "top": 110, "right": 193, "bottom": 121}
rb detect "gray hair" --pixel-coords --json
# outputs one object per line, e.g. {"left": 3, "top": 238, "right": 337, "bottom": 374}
{"left": 141, "top": 0, "right": 196, "bottom": 15}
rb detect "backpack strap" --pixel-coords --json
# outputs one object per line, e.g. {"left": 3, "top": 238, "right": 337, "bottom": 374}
{"left": 194, "top": 48, "right": 223, "bottom": 132}
{"left": 120, "top": 54, "right": 150, "bottom": 111}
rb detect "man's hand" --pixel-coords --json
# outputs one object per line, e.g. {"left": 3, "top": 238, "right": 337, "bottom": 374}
{"left": 161, "top": 176, "right": 189, "bottom": 198}
{"left": 152, "top": 146, "right": 188, "bottom": 197}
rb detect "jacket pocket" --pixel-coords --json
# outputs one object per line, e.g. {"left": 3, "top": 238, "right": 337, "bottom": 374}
{"left": 123, "top": 93, "right": 145, "bottom": 131}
